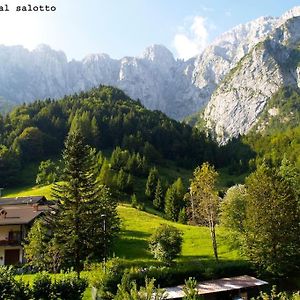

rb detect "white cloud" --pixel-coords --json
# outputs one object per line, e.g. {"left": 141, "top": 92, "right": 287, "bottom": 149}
{"left": 173, "top": 16, "right": 209, "bottom": 60}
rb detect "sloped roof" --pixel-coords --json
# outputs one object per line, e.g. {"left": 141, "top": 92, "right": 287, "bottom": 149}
{"left": 0, "top": 205, "right": 51, "bottom": 225}
{"left": 164, "top": 276, "right": 268, "bottom": 299}
{"left": 0, "top": 196, "right": 47, "bottom": 206}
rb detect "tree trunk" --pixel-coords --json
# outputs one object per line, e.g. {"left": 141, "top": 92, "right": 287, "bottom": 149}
{"left": 209, "top": 222, "right": 219, "bottom": 263}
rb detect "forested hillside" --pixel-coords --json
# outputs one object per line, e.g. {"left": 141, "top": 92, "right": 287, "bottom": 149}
{"left": 0, "top": 85, "right": 221, "bottom": 187}
{"left": 245, "top": 87, "right": 300, "bottom": 169}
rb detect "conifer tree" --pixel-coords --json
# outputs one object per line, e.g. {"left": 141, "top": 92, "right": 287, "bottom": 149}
{"left": 116, "top": 168, "right": 127, "bottom": 191}
{"left": 178, "top": 208, "right": 188, "bottom": 224}
{"left": 145, "top": 167, "right": 159, "bottom": 200}
{"left": 98, "top": 158, "right": 111, "bottom": 186}
{"left": 49, "top": 131, "right": 120, "bottom": 277}
{"left": 164, "top": 186, "right": 178, "bottom": 221}
{"left": 131, "top": 194, "right": 138, "bottom": 208}
{"left": 173, "top": 177, "right": 185, "bottom": 203}
{"left": 126, "top": 174, "right": 134, "bottom": 194}
{"left": 153, "top": 179, "right": 164, "bottom": 210}
{"left": 91, "top": 116, "right": 100, "bottom": 147}
{"left": 164, "top": 178, "right": 186, "bottom": 221}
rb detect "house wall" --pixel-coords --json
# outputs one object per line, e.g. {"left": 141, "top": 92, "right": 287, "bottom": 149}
{"left": 0, "top": 225, "right": 21, "bottom": 240}
{"left": 0, "top": 225, "right": 23, "bottom": 265}
{"left": 0, "top": 246, "right": 23, "bottom": 266}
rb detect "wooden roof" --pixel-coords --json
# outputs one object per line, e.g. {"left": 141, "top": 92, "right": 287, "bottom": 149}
{"left": 164, "top": 275, "right": 268, "bottom": 299}
{"left": 0, "top": 196, "right": 47, "bottom": 206}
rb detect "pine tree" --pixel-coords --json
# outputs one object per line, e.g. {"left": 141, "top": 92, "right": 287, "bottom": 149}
{"left": 126, "top": 174, "right": 134, "bottom": 194}
{"left": 98, "top": 158, "right": 111, "bottom": 186}
{"left": 173, "top": 177, "right": 185, "bottom": 203}
{"left": 116, "top": 168, "right": 127, "bottom": 191}
{"left": 178, "top": 208, "right": 188, "bottom": 224}
{"left": 164, "top": 178, "right": 185, "bottom": 221}
{"left": 50, "top": 131, "right": 120, "bottom": 277}
{"left": 153, "top": 179, "right": 164, "bottom": 210}
{"left": 131, "top": 194, "right": 138, "bottom": 208}
{"left": 164, "top": 186, "right": 178, "bottom": 221}
{"left": 145, "top": 167, "right": 159, "bottom": 200}
{"left": 91, "top": 116, "right": 100, "bottom": 147}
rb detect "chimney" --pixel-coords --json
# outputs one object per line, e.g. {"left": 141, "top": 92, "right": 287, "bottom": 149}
{"left": 33, "top": 204, "right": 39, "bottom": 212}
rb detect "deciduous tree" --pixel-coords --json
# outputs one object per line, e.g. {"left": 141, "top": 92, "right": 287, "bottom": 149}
{"left": 188, "top": 162, "right": 220, "bottom": 262}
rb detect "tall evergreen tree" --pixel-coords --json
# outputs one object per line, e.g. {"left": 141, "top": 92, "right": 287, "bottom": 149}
{"left": 49, "top": 131, "right": 120, "bottom": 277}
{"left": 164, "top": 186, "right": 178, "bottom": 221}
{"left": 153, "top": 179, "right": 164, "bottom": 210}
{"left": 164, "top": 178, "right": 185, "bottom": 221}
{"left": 91, "top": 116, "right": 100, "bottom": 147}
{"left": 98, "top": 158, "right": 111, "bottom": 186}
{"left": 145, "top": 167, "right": 159, "bottom": 200}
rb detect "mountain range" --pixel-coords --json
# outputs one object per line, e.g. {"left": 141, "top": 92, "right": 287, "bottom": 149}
{"left": 0, "top": 7, "right": 300, "bottom": 142}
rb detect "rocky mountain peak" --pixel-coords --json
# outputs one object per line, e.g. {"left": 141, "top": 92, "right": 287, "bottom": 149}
{"left": 141, "top": 44, "right": 175, "bottom": 65}
{"left": 202, "top": 16, "right": 300, "bottom": 144}
{"left": 279, "top": 6, "right": 300, "bottom": 24}
{"left": 1, "top": 6, "right": 300, "bottom": 125}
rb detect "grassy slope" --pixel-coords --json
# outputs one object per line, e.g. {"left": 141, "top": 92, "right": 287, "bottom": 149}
{"left": 116, "top": 205, "right": 239, "bottom": 263}
{"left": 5, "top": 185, "right": 240, "bottom": 264}
{"left": 9, "top": 183, "right": 241, "bottom": 300}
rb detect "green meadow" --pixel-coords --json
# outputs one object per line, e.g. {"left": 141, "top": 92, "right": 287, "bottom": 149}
{"left": 5, "top": 184, "right": 240, "bottom": 264}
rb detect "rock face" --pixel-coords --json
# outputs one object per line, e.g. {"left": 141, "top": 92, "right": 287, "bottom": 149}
{"left": 203, "top": 17, "right": 300, "bottom": 144}
{"left": 0, "top": 7, "right": 300, "bottom": 122}
{"left": 0, "top": 44, "right": 203, "bottom": 120}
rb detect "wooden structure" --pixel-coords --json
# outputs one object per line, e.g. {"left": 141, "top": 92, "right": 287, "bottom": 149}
{"left": 163, "top": 275, "right": 268, "bottom": 300}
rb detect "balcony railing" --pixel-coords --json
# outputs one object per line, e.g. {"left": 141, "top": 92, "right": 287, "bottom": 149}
{"left": 0, "top": 239, "right": 22, "bottom": 246}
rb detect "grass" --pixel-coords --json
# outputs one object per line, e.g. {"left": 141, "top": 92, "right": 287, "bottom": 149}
{"left": 8, "top": 182, "right": 243, "bottom": 299}
{"left": 5, "top": 182, "right": 240, "bottom": 263}
{"left": 15, "top": 203, "right": 241, "bottom": 299}
{"left": 115, "top": 205, "right": 240, "bottom": 263}
{"left": 4, "top": 184, "right": 54, "bottom": 198}
{"left": 5, "top": 180, "right": 241, "bottom": 265}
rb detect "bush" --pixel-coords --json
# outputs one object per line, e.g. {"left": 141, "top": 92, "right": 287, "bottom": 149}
{"left": 149, "top": 224, "right": 183, "bottom": 264}
{"left": 90, "top": 258, "right": 125, "bottom": 299}
{"left": 32, "top": 271, "right": 87, "bottom": 300}
{"left": 32, "top": 272, "right": 52, "bottom": 300}
{"left": 88, "top": 258, "right": 253, "bottom": 298}
{"left": 114, "top": 275, "right": 165, "bottom": 300}
{"left": 183, "top": 277, "right": 199, "bottom": 300}
{"left": 53, "top": 273, "right": 87, "bottom": 300}
{"left": 254, "top": 286, "right": 300, "bottom": 300}
{"left": 0, "top": 266, "right": 30, "bottom": 300}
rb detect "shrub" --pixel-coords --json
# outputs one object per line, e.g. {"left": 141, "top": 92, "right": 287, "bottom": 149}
{"left": 0, "top": 266, "right": 30, "bottom": 300}
{"left": 52, "top": 273, "right": 87, "bottom": 300}
{"left": 114, "top": 275, "right": 166, "bottom": 300}
{"left": 254, "top": 286, "right": 300, "bottom": 300}
{"left": 90, "top": 258, "right": 125, "bottom": 299}
{"left": 183, "top": 277, "right": 199, "bottom": 300}
{"left": 149, "top": 224, "right": 183, "bottom": 264}
{"left": 32, "top": 272, "right": 53, "bottom": 300}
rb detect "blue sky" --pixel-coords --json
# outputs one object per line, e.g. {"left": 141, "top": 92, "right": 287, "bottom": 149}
{"left": 0, "top": 0, "right": 299, "bottom": 60}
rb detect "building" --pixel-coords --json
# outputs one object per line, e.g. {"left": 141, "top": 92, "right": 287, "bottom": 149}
{"left": 0, "top": 196, "right": 53, "bottom": 266}
{"left": 163, "top": 275, "right": 268, "bottom": 300}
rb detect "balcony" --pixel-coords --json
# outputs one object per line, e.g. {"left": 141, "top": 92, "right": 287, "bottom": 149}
{"left": 0, "top": 239, "right": 22, "bottom": 246}
{"left": 0, "top": 231, "right": 22, "bottom": 246}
